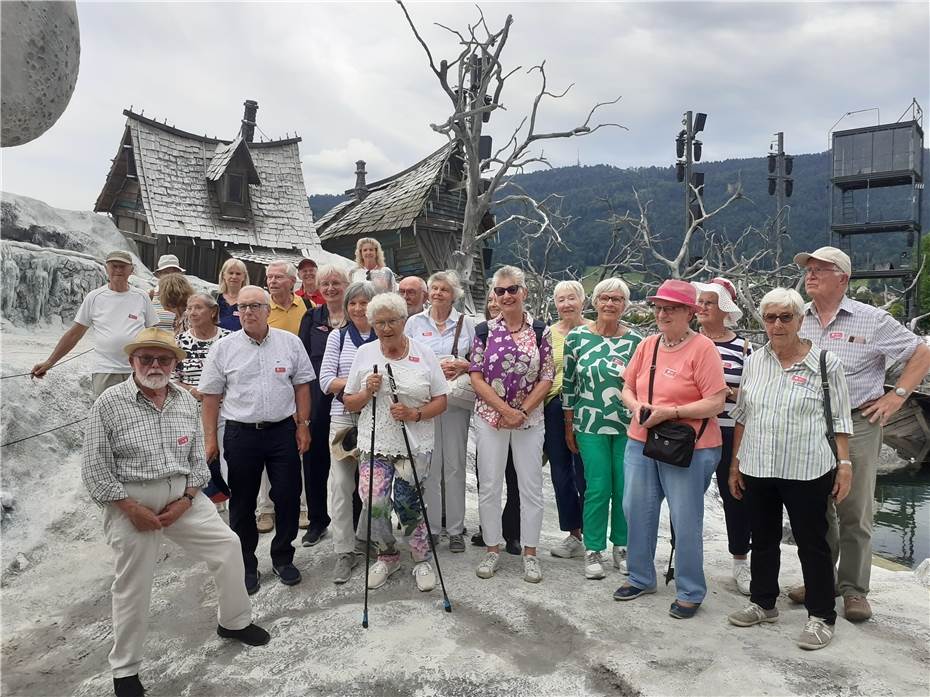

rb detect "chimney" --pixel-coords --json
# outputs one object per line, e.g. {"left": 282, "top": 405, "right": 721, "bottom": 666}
{"left": 354, "top": 160, "right": 368, "bottom": 200}
{"left": 241, "top": 99, "right": 258, "bottom": 142}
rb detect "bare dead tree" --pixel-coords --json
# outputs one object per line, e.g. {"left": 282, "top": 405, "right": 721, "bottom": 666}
{"left": 397, "top": 1, "right": 624, "bottom": 291}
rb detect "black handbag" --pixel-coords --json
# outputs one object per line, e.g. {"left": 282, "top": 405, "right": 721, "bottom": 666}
{"left": 641, "top": 339, "right": 708, "bottom": 468}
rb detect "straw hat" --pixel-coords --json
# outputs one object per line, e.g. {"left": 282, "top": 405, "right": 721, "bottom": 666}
{"left": 646, "top": 279, "right": 700, "bottom": 311}
{"left": 123, "top": 327, "right": 186, "bottom": 361}
{"left": 692, "top": 278, "right": 743, "bottom": 326}
{"left": 331, "top": 425, "right": 359, "bottom": 462}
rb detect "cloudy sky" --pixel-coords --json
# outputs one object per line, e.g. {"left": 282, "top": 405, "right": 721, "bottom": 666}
{"left": 3, "top": 1, "right": 928, "bottom": 212}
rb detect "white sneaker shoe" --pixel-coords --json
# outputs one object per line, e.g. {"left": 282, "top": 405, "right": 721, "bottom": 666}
{"left": 367, "top": 557, "right": 401, "bottom": 589}
{"left": 550, "top": 534, "right": 585, "bottom": 558}
{"left": 412, "top": 561, "right": 436, "bottom": 592}
{"left": 585, "top": 550, "right": 606, "bottom": 580}
{"left": 733, "top": 561, "right": 751, "bottom": 596}
{"left": 612, "top": 546, "right": 628, "bottom": 575}
{"left": 476, "top": 551, "right": 501, "bottom": 579}
{"left": 523, "top": 554, "right": 543, "bottom": 583}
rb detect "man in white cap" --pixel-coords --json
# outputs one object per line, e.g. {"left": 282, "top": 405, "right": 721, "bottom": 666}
{"left": 82, "top": 327, "right": 269, "bottom": 697}
{"left": 153, "top": 253, "right": 185, "bottom": 278}
{"left": 32, "top": 250, "right": 157, "bottom": 398}
{"left": 792, "top": 246, "right": 930, "bottom": 621}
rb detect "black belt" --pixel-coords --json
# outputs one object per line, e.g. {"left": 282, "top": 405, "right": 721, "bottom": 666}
{"left": 227, "top": 417, "right": 293, "bottom": 430}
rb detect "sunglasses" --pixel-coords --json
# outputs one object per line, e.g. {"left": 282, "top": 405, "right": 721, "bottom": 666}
{"left": 493, "top": 285, "right": 522, "bottom": 297}
{"left": 135, "top": 355, "right": 175, "bottom": 367}
{"left": 762, "top": 313, "right": 795, "bottom": 325}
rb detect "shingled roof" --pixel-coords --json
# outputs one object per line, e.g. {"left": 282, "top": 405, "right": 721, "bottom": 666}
{"left": 95, "top": 110, "right": 319, "bottom": 252}
{"left": 317, "top": 142, "right": 455, "bottom": 240}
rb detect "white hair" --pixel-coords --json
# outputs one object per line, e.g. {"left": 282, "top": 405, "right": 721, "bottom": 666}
{"left": 592, "top": 277, "right": 631, "bottom": 305}
{"left": 400, "top": 275, "right": 429, "bottom": 292}
{"left": 492, "top": 265, "right": 526, "bottom": 288}
{"left": 238, "top": 285, "right": 272, "bottom": 304}
{"left": 553, "top": 280, "right": 585, "bottom": 302}
{"left": 266, "top": 260, "right": 297, "bottom": 281}
{"left": 366, "top": 291, "right": 408, "bottom": 321}
{"left": 427, "top": 270, "right": 464, "bottom": 301}
{"left": 344, "top": 281, "right": 377, "bottom": 314}
{"left": 316, "top": 263, "right": 349, "bottom": 284}
{"left": 759, "top": 287, "right": 805, "bottom": 317}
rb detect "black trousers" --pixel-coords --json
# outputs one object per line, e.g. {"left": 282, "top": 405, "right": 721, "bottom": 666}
{"left": 225, "top": 420, "right": 301, "bottom": 573}
{"left": 476, "top": 448, "right": 521, "bottom": 541}
{"left": 302, "top": 401, "right": 333, "bottom": 530}
{"left": 743, "top": 470, "right": 837, "bottom": 623}
{"left": 715, "top": 427, "right": 752, "bottom": 556}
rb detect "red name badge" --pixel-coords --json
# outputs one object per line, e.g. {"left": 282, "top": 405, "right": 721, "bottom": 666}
{"left": 128, "top": 314, "right": 138, "bottom": 320}
{"left": 275, "top": 366, "right": 286, "bottom": 373}
{"left": 722, "top": 361, "right": 733, "bottom": 369}
{"left": 829, "top": 331, "right": 844, "bottom": 340}
{"left": 792, "top": 375, "right": 808, "bottom": 385}
{"left": 317, "top": 325, "right": 329, "bottom": 332}
{"left": 612, "top": 358, "right": 625, "bottom": 367}
{"left": 233, "top": 311, "right": 240, "bottom": 317}
{"left": 177, "top": 435, "right": 189, "bottom": 445}
{"left": 663, "top": 367, "right": 678, "bottom": 378}
{"left": 409, "top": 355, "right": 420, "bottom": 363}
{"left": 422, "top": 331, "right": 433, "bottom": 337}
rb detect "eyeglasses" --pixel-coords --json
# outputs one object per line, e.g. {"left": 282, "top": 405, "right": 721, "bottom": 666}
{"left": 374, "top": 318, "right": 404, "bottom": 329}
{"left": 493, "top": 285, "right": 522, "bottom": 296}
{"left": 804, "top": 266, "right": 841, "bottom": 277}
{"left": 652, "top": 304, "right": 684, "bottom": 314}
{"left": 598, "top": 295, "right": 626, "bottom": 305}
{"left": 135, "top": 355, "right": 175, "bottom": 367}
{"left": 239, "top": 303, "right": 268, "bottom": 312}
{"left": 696, "top": 299, "right": 717, "bottom": 308}
{"left": 762, "top": 313, "right": 795, "bottom": 324}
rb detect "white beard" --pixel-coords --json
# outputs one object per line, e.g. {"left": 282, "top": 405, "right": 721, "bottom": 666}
{"left": 136, "top": 372, "right": 170, "bottom": 389}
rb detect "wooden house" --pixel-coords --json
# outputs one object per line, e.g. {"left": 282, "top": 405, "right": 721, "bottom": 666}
{"left": 94, "top": 100, "right": 346, "bottom": 284}
{"left": 315, "top": 142, "right": 493, "bottom": 303}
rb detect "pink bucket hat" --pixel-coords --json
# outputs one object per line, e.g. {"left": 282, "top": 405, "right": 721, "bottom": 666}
{"left": 646, "top": 279, "right": 700, "bottom": 311}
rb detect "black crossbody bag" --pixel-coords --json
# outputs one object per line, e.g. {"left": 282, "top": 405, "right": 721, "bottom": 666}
{"left": 642, "top": 339, "right": 708, "bottom": 468}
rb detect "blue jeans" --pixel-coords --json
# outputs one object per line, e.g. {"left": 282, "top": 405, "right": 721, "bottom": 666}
{"left": 543, "top": 396, "right": 585, "bottom": 532}
{"left": 622, "top": 439, "right": 720, "bottom": 603}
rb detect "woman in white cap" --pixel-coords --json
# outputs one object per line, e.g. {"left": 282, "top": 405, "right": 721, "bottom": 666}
{"left": 693, "top": 277, "right": 753, "bottom": 596}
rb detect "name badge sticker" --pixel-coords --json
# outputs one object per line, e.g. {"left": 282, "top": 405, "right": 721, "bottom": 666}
{"left": 409, "top": 355, "right": 420, "bottom": 363}
{"left": 317, "top": 325, "right": 329, "bottom": 332}
{"left": 275, "top": 366, "right": 287, "bottom": 373}
{"left": 233, "top": 311, "right": 240, "bottom": 317}
{"left": 177, "top": 435, "right": 189, "bottom": 445}
{"left": 722, "top": 361, "right": 733, "bottom": 369}
{"left": 128, "top": 313, "right": 138, "bottom": 320}
{"left": 663, "top": 367, "right": 678, "bottom": 378}
{"left": 829, "top": 331, "right": 844, "bottom": 340}
{"left": 791, "top": 375, "right": 808, "bottom": 385}
{"left": 422, "top": 331, "right": 434, "bottom": 337}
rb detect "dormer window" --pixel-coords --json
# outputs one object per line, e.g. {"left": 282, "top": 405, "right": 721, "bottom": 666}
{"left": 206, "top": 134, "right": 261, "bottom": 221}
{"left": 226, "top": 172, "right": 245, "bottom": 204}
{"left": 217, "top": 170, "right": 249, "bottom": 219}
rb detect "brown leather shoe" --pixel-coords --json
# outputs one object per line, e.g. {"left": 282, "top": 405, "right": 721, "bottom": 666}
{"left": 256, "top": 512, "right": 275, "bottom": 534}
{"left": 787, "top": 585, "right": 841, "bottom": 604}
{"left": 844, "top": 594, "right": 872, "bottom": 622}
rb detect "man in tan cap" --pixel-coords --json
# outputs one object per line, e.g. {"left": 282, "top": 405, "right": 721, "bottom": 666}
{"left": 32, "top": 250, "right": 157, "bottom": 397}
{"left": 82, "top": 328, "right": 269, "bottom": 697}
{"left": 792, "top": 246, "right": 930, "bottom": 621}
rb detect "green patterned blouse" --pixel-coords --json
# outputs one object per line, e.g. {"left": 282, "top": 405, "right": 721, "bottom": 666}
{"left": 562, "top": 325, "right": 643, "bottom": 435}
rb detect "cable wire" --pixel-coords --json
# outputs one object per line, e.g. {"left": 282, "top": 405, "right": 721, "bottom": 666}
{"left": 1, "top": 349, "right": 94, "bottom": 380}
{"left": 1, "top": 417, "right": 87, "bottom": 448}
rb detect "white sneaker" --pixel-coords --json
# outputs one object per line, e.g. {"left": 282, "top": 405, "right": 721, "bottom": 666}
{"left": 476, "top": 551, "right": 501, "bottom": 579}
{"left": 585, "top": 551, "right": 606, "bottom": 580}
{"left": 550, "top": 534, "right": 585, "bottom": 558}
{"left": 412, "top": 561, "right": 436, "bottom": 592}
{"left": 733, "top": 561, "right": 751, "bottom": 596}
{"left": 367, "top": 557, "right": 401, "bottom": 589}
{"left": 797, "top": 617, "right": 834, "bottom": 650}
{"left": 523, "top": 554, "right": 543, "bottom": 583}
{"left": 612, "top": 546, "right": 628, "bottom": 575}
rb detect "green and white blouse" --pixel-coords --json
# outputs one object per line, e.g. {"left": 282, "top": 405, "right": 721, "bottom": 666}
{"left": 562, "top": 325, "right": 643, "bottom": 435}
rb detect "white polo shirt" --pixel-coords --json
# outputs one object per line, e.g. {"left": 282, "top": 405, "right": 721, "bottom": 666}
{"left": 197, "top": 327, "right": 316, "bottom": 423}
{"left": 74, "top": 285, "right": 158, "bottom": 373}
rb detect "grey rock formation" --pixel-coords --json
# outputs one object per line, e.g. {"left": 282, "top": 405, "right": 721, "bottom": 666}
{"left": 1, "top": 1, "right": 80, "bottom": 147}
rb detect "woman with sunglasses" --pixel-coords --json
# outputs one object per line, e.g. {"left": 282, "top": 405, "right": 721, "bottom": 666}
{"left": 469, "top": 266, "right": 554, "bottom": 584}
{"left": 727, "top": 288, "right": 852, "bottom": 650}
{"left": 616, "top": 279, "right": 728, "bottom": 619}
{"left": 692, "top": 277, "right": 754, "bottom": 596}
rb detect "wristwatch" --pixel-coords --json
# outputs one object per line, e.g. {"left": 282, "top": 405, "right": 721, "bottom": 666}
{"left": 182, "top": 492, "right": 195, "bottom": 503}
{"left": 893, "top": 386, "right": 908, "bottom": 398}
{"left": 300, "top": 419, "right": 311, "bottom": 427}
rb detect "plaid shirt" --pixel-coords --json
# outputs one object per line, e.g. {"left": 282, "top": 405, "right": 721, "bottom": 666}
{"left": 81, "top": 376, "right": 209, "bottom": 505}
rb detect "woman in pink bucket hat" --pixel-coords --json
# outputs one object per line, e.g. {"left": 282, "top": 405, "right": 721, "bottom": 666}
{"left": 614, "top": 279, "right": 728, "bottom": 619}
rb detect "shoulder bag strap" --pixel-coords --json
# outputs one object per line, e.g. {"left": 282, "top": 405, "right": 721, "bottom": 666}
{"left": 820, "top": 349, "right": 838, "bottom": 459}
{"left": 450, "top": 315, "right": 465, "bottom": 358}
{"left": 648, "top": 335, "right": 660, "bottom": 405}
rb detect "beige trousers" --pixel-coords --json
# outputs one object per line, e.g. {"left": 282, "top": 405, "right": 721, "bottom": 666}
{"left": 826, "top": 411, "right": 883, "bottom": 597}
{"left": 104, "top": 475, "right": 252, "bottom": 678}
{"left": 92, "top": 372, "right": 129, "bottom": 399}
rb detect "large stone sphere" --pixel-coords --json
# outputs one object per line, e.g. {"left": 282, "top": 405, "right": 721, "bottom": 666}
{"left": 1, "top": 1, "right": 80, "bottom": 147}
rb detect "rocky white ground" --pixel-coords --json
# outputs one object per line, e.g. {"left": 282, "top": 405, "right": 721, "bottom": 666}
{"left": 2, "top": 325, "right": 929, "bottom": 697}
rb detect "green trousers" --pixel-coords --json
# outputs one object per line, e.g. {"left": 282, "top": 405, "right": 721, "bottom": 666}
{"left": 576, "top": 432, "right": 628, "bottom": 551}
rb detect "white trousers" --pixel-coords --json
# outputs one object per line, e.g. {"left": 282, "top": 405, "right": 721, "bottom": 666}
{"left": 103, "top": 474, "right": 251, "bottom": 678}
{"left": 475, "top": 418, "right": 545, "bottom": 548}
{"left": 424, "top": 405, "right": 471, "bottom": 535}
{"left": 328, "top": 415, "right": 359, "bottom": 554}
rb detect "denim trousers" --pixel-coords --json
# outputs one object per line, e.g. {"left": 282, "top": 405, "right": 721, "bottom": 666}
{"left": 543, "top": 397, "right": 585, "bottom": 532}
{"left": 623, "top": 439, "right": 720, "bottom": 603}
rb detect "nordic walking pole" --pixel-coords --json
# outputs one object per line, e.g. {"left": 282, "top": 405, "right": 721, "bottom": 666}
{"left": 385, "top": 363, "right": 452, "bottom": 613}
{"left": 362, "top": 365, "right": 378, "bottom": 629}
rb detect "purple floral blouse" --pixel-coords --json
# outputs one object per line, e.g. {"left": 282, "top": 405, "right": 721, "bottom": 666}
{"left": 469, "top": 313, "right": 555, "bottom": 428}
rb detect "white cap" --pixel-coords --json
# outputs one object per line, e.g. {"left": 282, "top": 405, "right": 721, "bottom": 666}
{"left": 793, "top": 246, "right": 851, "bottom": 276}
{"left": 155, "top": 254, "right": 186, "bottom": 274}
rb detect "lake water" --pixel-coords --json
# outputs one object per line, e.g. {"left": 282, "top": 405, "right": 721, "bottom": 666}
{"left": 872, "top": 466, "right": 930, "bottom": 569}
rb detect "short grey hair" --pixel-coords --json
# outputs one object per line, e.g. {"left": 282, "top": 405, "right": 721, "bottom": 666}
{"left": 759, "top": 287, "right": 805, "bottom": 317}
{"left": 188, "top": 291, "right": 218, "bottom": 309}
{"left": 427, "top": 270, "right": 464, "bottom": 301}
{"left": 316, "top": 263, "right": 349, "bottom": 284}
{"left": 492, "top": 265, "right": 526, "bottom": 288}
{"left": 344, "top": 281, "right": 377, "bottom": 314}
{"left": 238, "top": 285, "right": 272, "bottom": 304}
{"left": 266, "top": 260, "right": 298, "bottom": 280}
{"left": 366, "top": 291, "right": 408, "bottom": 322}
{"left": 592, "top": 277, "right": 631, "bottom": 305}
{"left": 553, "top": 280, "right": 585, "bottom": 302}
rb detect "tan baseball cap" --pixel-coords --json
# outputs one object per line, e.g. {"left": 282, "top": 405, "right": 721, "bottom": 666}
{"left": 105, "top": 250, "right": 133, "bottom": 264}
{"left": 793, "top": 246, "right": 851, "bottom": 276}
{"left": 123, "top": 327, "right": 186, "bottom": 361}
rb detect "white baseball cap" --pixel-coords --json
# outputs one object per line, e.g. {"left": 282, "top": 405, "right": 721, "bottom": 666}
{"left": 793, "top": 246, "right": 851, "bottom": 276}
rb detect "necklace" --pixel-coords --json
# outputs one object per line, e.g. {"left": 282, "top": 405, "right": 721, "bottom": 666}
{"left": 661, "top": 330, "right": 691, "bottom": 348}
{"left": 702, "top": 329, "right": 730, "bottom": 341}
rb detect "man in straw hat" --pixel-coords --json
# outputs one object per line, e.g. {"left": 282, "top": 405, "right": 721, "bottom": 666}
{"left": 791, "top": 246, "right": 930, "bottom": 621}
{"left": 81, "top": 328, "right": 269, "bottom": 697}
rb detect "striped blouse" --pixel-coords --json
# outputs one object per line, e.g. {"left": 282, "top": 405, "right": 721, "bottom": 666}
{"left": 712, "top": 334, "right": 751, "bottom": 429}
{"left": 319, "top": 324, "right": 375, "bottom": 418}
{"left": 730, "top": 341, "right": 853, "bottom": 481}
